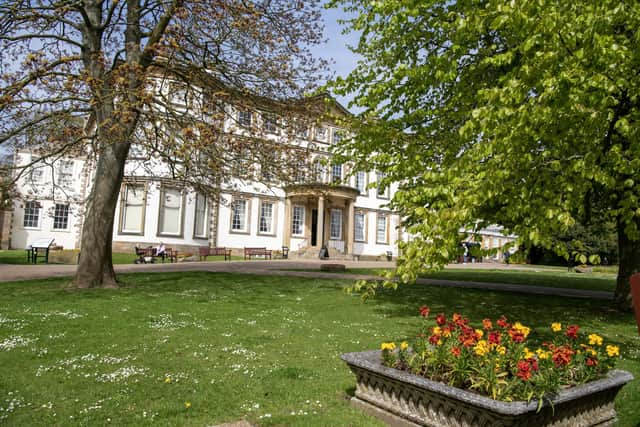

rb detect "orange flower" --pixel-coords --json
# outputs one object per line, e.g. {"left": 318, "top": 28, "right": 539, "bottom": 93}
{"left": 552, "top": 345, "right": 574, "bottom": 367}
{"left": 482, "top": 319, "right": 493, "bottom": 330}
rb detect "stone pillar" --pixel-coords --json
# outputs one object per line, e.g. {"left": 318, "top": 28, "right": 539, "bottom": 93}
{"left": 284, "top": 197, "right": 292, "bottom": 248}
{"left": 346, "top": 200, "right": 355, "bottom": 255}
{"left": 209, "top": 194, "right": 220, "bottom": 248}
{"left": 317, "top": 196, "right": 325, "bottom": 247}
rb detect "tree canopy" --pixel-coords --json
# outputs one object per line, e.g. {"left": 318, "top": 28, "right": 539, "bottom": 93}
{"left": 330, "top": 0, "right": 640, "bottom": 307}
{"left": 0, "top": 0, "right": 327, "bottom": 287}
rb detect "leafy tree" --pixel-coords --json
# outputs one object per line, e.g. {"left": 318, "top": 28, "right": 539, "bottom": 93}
{"left": 330, "top": 0, "right": 639, "bottom": 308}
{"left": 1, "top": 0, "right": 326, "bottom": 287}
{"left": 527, "top": 221, "right": 618, "bottom": 266}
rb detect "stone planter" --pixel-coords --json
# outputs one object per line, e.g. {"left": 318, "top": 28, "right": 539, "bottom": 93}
{"left": 341, "top": 350, "right": 633, "bottom": 427}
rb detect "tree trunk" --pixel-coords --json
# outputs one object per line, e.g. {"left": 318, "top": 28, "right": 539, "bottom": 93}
{"left": 614, "top": 217, "right": 640, "bottom": 310}
{"left": 74, "top": 139, "right": 130, "bottom": 288}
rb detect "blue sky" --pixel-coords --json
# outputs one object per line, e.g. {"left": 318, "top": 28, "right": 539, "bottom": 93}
{"left": 317, "top": 4, "right": 361, "bottom": 110}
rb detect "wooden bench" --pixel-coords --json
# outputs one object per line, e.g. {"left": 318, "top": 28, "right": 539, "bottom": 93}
{"left": 165, "top": 248, "right": 178, "bottom": 263}
{"left": 199, "top": 246, "right": 232, "bottom": 261}
{"left": 135, "top": 246, "right": 155, "bottom": 264}
{"left": 134, "top": 246, "right": 178, "bottom": 263}
{"left": 244, "top": 247, "right": 272, "bottom": 260}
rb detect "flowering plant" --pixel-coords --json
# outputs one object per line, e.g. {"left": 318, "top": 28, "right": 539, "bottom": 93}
{"left": 380, "top": 306, "right": 621, "bottom": 402}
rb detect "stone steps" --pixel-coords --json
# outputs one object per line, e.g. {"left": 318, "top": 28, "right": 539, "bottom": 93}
{"left": 293, "top": 247, "right": 352, "bottom": 260}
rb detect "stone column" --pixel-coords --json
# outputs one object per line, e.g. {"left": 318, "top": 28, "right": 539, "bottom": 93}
{"left": 317, "top": 195, "right": 325, "bottom": 247}
{"left": 284, "top": 197, "right": 292, "bottom": 248}
{"left": 346, "top": 200, "right": 355, "bottom": 255}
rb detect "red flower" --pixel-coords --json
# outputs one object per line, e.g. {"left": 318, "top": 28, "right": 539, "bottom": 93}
{"left": 496, "top": 315, "right": 510, "bottom": 329}
{"left": 488, "top": 331, "right": 501, "bottom": 345}
{"left": 516, "top": 360, "right": 532, "bottom": 381}
{"left": 451, "top": 347, "right": 461, "bottom": 357}
{"left": 482, "top": 319, "right": 493, "bottom": 330}
{"left": 508, "top": 328, "right": 525, "bottom": 343}
{"left": 460, "top": 324, "right": 474, "bottom": 335}
{"left": 435, "top": 313, "right": 447, "bottom": 326}
{"left": 458, "top": 327, "right": 478, "bottom": 347}
{"left": 429, "top": 334, "right": 441, "bottom": 345}
{"left": 586, "top": 358, "right": 598, "bottom": 367}
{"left": 516, "top": 358, "right": 539, "bottom": 381}
{"left": 566, "top": 325, "right": 580, "bottom": 340}
{"left": 419, "top": 305, "right": 430, "bottom": 318}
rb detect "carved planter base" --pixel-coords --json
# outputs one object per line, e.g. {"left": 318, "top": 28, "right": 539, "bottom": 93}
{"left": 342, "top": 350, "right": 633, "bottom": 427}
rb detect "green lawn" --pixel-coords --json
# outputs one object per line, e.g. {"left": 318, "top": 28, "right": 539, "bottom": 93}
{"left": 0, "top": 273, "right": 637, "bottom": 426}
{"left": 423, "top": 268, "right": 617, "bottom": 293}
{"left": 0, "top": 249, "right": 41, "bottom": 264}
{"left": 293, "top": 267, "right": 618, "bottom": 293}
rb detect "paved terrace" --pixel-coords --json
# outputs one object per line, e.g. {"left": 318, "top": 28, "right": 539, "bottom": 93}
{"left": 0, "top": 260, "right": 613, "bottom": 300}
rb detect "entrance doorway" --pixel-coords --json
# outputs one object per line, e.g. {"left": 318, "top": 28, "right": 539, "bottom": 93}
{"left": 311, "top": 209, "right": 318, "bottom": 246}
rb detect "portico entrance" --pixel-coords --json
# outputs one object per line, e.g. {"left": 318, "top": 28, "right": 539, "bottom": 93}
{"left": 283, "top": 184, "right": 359, "bottom": 257}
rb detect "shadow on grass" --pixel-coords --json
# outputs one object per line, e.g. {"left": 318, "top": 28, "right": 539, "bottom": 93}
{"left": 364, "top": 282, "right": 633, "bottom": 348}
{"left": 344, "top": 386, "right": 356, "bottom": 398}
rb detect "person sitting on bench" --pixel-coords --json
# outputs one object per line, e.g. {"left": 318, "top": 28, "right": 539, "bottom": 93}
{"left": 154, "top": 242, "right": 166, "bottom": 261}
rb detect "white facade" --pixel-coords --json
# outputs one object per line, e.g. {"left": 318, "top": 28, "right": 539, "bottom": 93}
{"left": 11, "top": 153, "right": 89, "bottom": 250}
{"left": 10, "top": 100, "right": 404, "bottom": 260}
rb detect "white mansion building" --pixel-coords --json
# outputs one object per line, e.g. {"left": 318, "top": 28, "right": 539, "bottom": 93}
{"left": 7, "top": 98, "right": 405, "bottom": 260}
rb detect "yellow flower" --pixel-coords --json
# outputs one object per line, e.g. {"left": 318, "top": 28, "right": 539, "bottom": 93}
{"left": 536, "top": 348, "right": 550, "bottom": 360}
{"left": 495, "top": 345, "right": 506, "bottom": 355}
{"left": 588, "top": 334, "right": 603, "bottom": 346}
{"left": 164, "top": 377, "right": 172, "bottom": 384}
{"left": 523, "top": 347, "right": 534, "bottom": 359}
{"left": 474, "top": 340, "right": 490, "bottom": 356}
{"left": 400, "top": 341, "right": 409, "bottom": 351}
{"left": 551, "top": 322, "right": 562, "bottom": 332}
{"left": 442, "top": 329, "right": 452, "bottom": 338}
{"left": 606, "top": 345, "right": 620, "bottom": 357}
{"left": 184, "top": 402, "right": 191, "bottom": 409}
{"left": 587, "top": 348, "right": 597, "bottom": 356}
{"left": 513, "top": 322, "right": 530, "bottom": 338}
{"left": 381, "top": 342, "right": 396, "bottom": 351}
{"left": 475, "top": 329, "right": 484, "bottom": 338}
{"left": 433, "top": 326, "right": 442, "bottom": 335}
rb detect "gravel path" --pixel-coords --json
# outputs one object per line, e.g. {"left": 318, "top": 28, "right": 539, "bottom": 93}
{"left": 0, "top": 260, "right": 613, "bottom": 300}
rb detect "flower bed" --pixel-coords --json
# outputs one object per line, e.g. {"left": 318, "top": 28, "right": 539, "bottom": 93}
{"left": 381, "top": 307, "right": 623, "bottom": 402}
{"left": 342, "top": 307, "right": 634, "bottom": 426}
